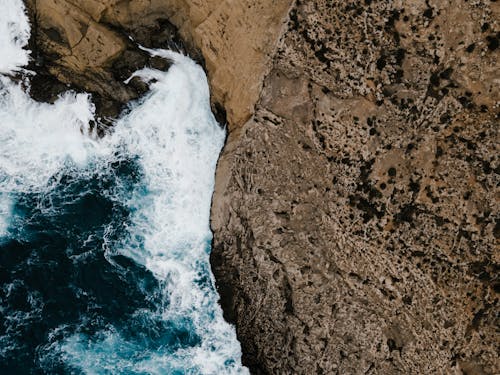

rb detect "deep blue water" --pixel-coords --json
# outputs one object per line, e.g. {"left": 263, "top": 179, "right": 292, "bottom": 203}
{"left": 2, "top": 160, "right": 143, "bottom": 373}
{"left": 0, "top": 160, "right": 205, "bottom": 373}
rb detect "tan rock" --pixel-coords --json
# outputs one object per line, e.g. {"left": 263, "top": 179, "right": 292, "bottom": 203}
{"left": 210, "top": 0, "right": 499, "bottom": 373}
{"left": 27, "top": 0, "right": 293, "bottom": 129}
{"left": 31, "top": 0, "right": 125, "bottom": 71}
{"left": 118, "top": 0, "right": 295, "bottom": 129}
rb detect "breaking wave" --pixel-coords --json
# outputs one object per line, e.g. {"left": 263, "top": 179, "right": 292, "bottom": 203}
{"left": 0, "top": 1, "right": 246, "bottom": 373}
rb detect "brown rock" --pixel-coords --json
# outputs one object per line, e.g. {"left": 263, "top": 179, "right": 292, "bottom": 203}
{"left": 24, "top": 0, "right": 177, "bottom": 122}
{"left": 166, "top": 0, "right": 295, "bottom": 128}
{"left": 209, "top": 0, "right": 499, "bottom": 374}
{"left": 100, "top": 0, "right": 294, "bottom": 128}
{"left": 25, "top": 0, "right": 293, "bottom": 129}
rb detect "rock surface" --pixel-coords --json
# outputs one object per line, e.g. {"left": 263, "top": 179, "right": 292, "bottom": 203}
{"left": 23, "top": 0, "right": 499, "bottom": 374}
{"left": 210, "top": 0, "right": 499, "bottom": 374}
{"left": 24, "top": 0, "right": 183, "bottom": 122}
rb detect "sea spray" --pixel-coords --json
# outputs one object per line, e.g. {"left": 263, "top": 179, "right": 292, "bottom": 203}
{"left": 0, "top": 1, "right": 246, "bottom": 373}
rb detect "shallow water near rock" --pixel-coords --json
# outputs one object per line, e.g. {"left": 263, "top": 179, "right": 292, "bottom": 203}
{"left": 0, "top": 1, "right": 246, "bottom": 373}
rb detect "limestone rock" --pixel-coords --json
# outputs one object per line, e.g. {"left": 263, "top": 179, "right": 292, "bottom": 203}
{"left": 210, "top": 0, "right": 499, "bottom": 374}
{"left": 165, "top": 0, "right": 295, "bottom": 128}
{"left": 24, "top": 0, "right": 178, "bottom": 121}
{"left": 101, "top": 0, "right": 294, "bottom": 128}
{"left": 25, "top": 0, "right": 293, "bottom": 128}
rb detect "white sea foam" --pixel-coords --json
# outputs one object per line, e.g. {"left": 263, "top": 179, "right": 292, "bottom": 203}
{"left": 0, "top": 0, "right": 31, "bottom": 73}
{"left": 0, "top": 80, "right": 101, "bottom": 192}
{"left": 0, "top": 2, "right": 246, "bottom": 374}
{"left": 0, "top": 194, "right": 11, "bottom": 237}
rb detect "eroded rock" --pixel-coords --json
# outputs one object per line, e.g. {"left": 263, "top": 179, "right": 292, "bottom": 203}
{"left": 210, "top": 0, "right": 499, "bottom": 373}
{"left": 24, "top": 0, "right": 293, "bottom": 128}
{"left": 24, "top": 0, "right": 182, "bottom": 122}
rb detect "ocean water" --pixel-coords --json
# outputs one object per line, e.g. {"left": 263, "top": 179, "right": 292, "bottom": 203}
{"left": 0, "top": 1, "right": 246, "bottom": 374}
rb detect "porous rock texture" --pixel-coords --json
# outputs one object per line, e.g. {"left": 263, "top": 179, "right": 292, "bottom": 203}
{"left": 209, "top": 0, "right": 499, "bottom": 374}
{"left": 23, "top": 0, "right": 499, "bottom": 374}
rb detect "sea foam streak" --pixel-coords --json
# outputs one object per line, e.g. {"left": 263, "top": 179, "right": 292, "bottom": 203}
{"left": 0, "top": 0, "right": 30, "bottom": 73}
{"left": 0, "top": 1, "right": 246, "bottom": 373}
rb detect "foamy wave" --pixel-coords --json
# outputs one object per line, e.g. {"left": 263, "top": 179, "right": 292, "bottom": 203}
{"left": 0, "top": 0, "right": 30, "bottom": 73}
{"left": 57, "top": 50, "right": 245, "bottom": 375}
{"left": 0, "top": 79, "right": 101, "bottom": 193}
{"left": 0, "top": 1, "right": 246, "bottom": 373}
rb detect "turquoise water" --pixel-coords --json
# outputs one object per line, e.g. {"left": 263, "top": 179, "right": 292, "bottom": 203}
{"left": 0, "top": 1, "right": 246, "bottom": 373}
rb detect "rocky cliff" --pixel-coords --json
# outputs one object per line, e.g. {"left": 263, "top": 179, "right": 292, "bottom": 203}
{"left": 210, "top": 0, "right": 499, "bottom": 373}
{"left": 24, "top": 0, "right": 291, "bottom": 128}
{"left": 24, "top": 0, "right": 499, "bottom": 374}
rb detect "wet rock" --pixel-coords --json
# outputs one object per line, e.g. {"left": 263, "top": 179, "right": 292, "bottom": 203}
{"left": 23, "top": 0, "right": 180, "bottom": 124}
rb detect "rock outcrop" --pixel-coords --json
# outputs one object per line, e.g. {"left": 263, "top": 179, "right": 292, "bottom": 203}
{"left": 25, "top": 0, "right": 292, "bottom": 128}
{"left": 23, "top": 0, "right": 499, "bottom": 374}
{"left": 209, "top": 0, "right": 499, "bottom": 374}
{"left": 25, "top": 0, "right": 183, "bottom": 121}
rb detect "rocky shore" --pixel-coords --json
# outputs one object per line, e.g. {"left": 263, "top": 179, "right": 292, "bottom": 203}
{"left": 24, "top": 0, "right": 498, "bottom": 374}
{"left": 23, "top": 0, "right": 193, "bottom": 124}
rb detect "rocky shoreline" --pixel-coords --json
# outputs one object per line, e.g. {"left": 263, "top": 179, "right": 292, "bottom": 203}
{"left": 23, "top": 0, "right": 190, "bottom": 126}
{"left": 23, "top": 0, "right": 499, "bottom": 374}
